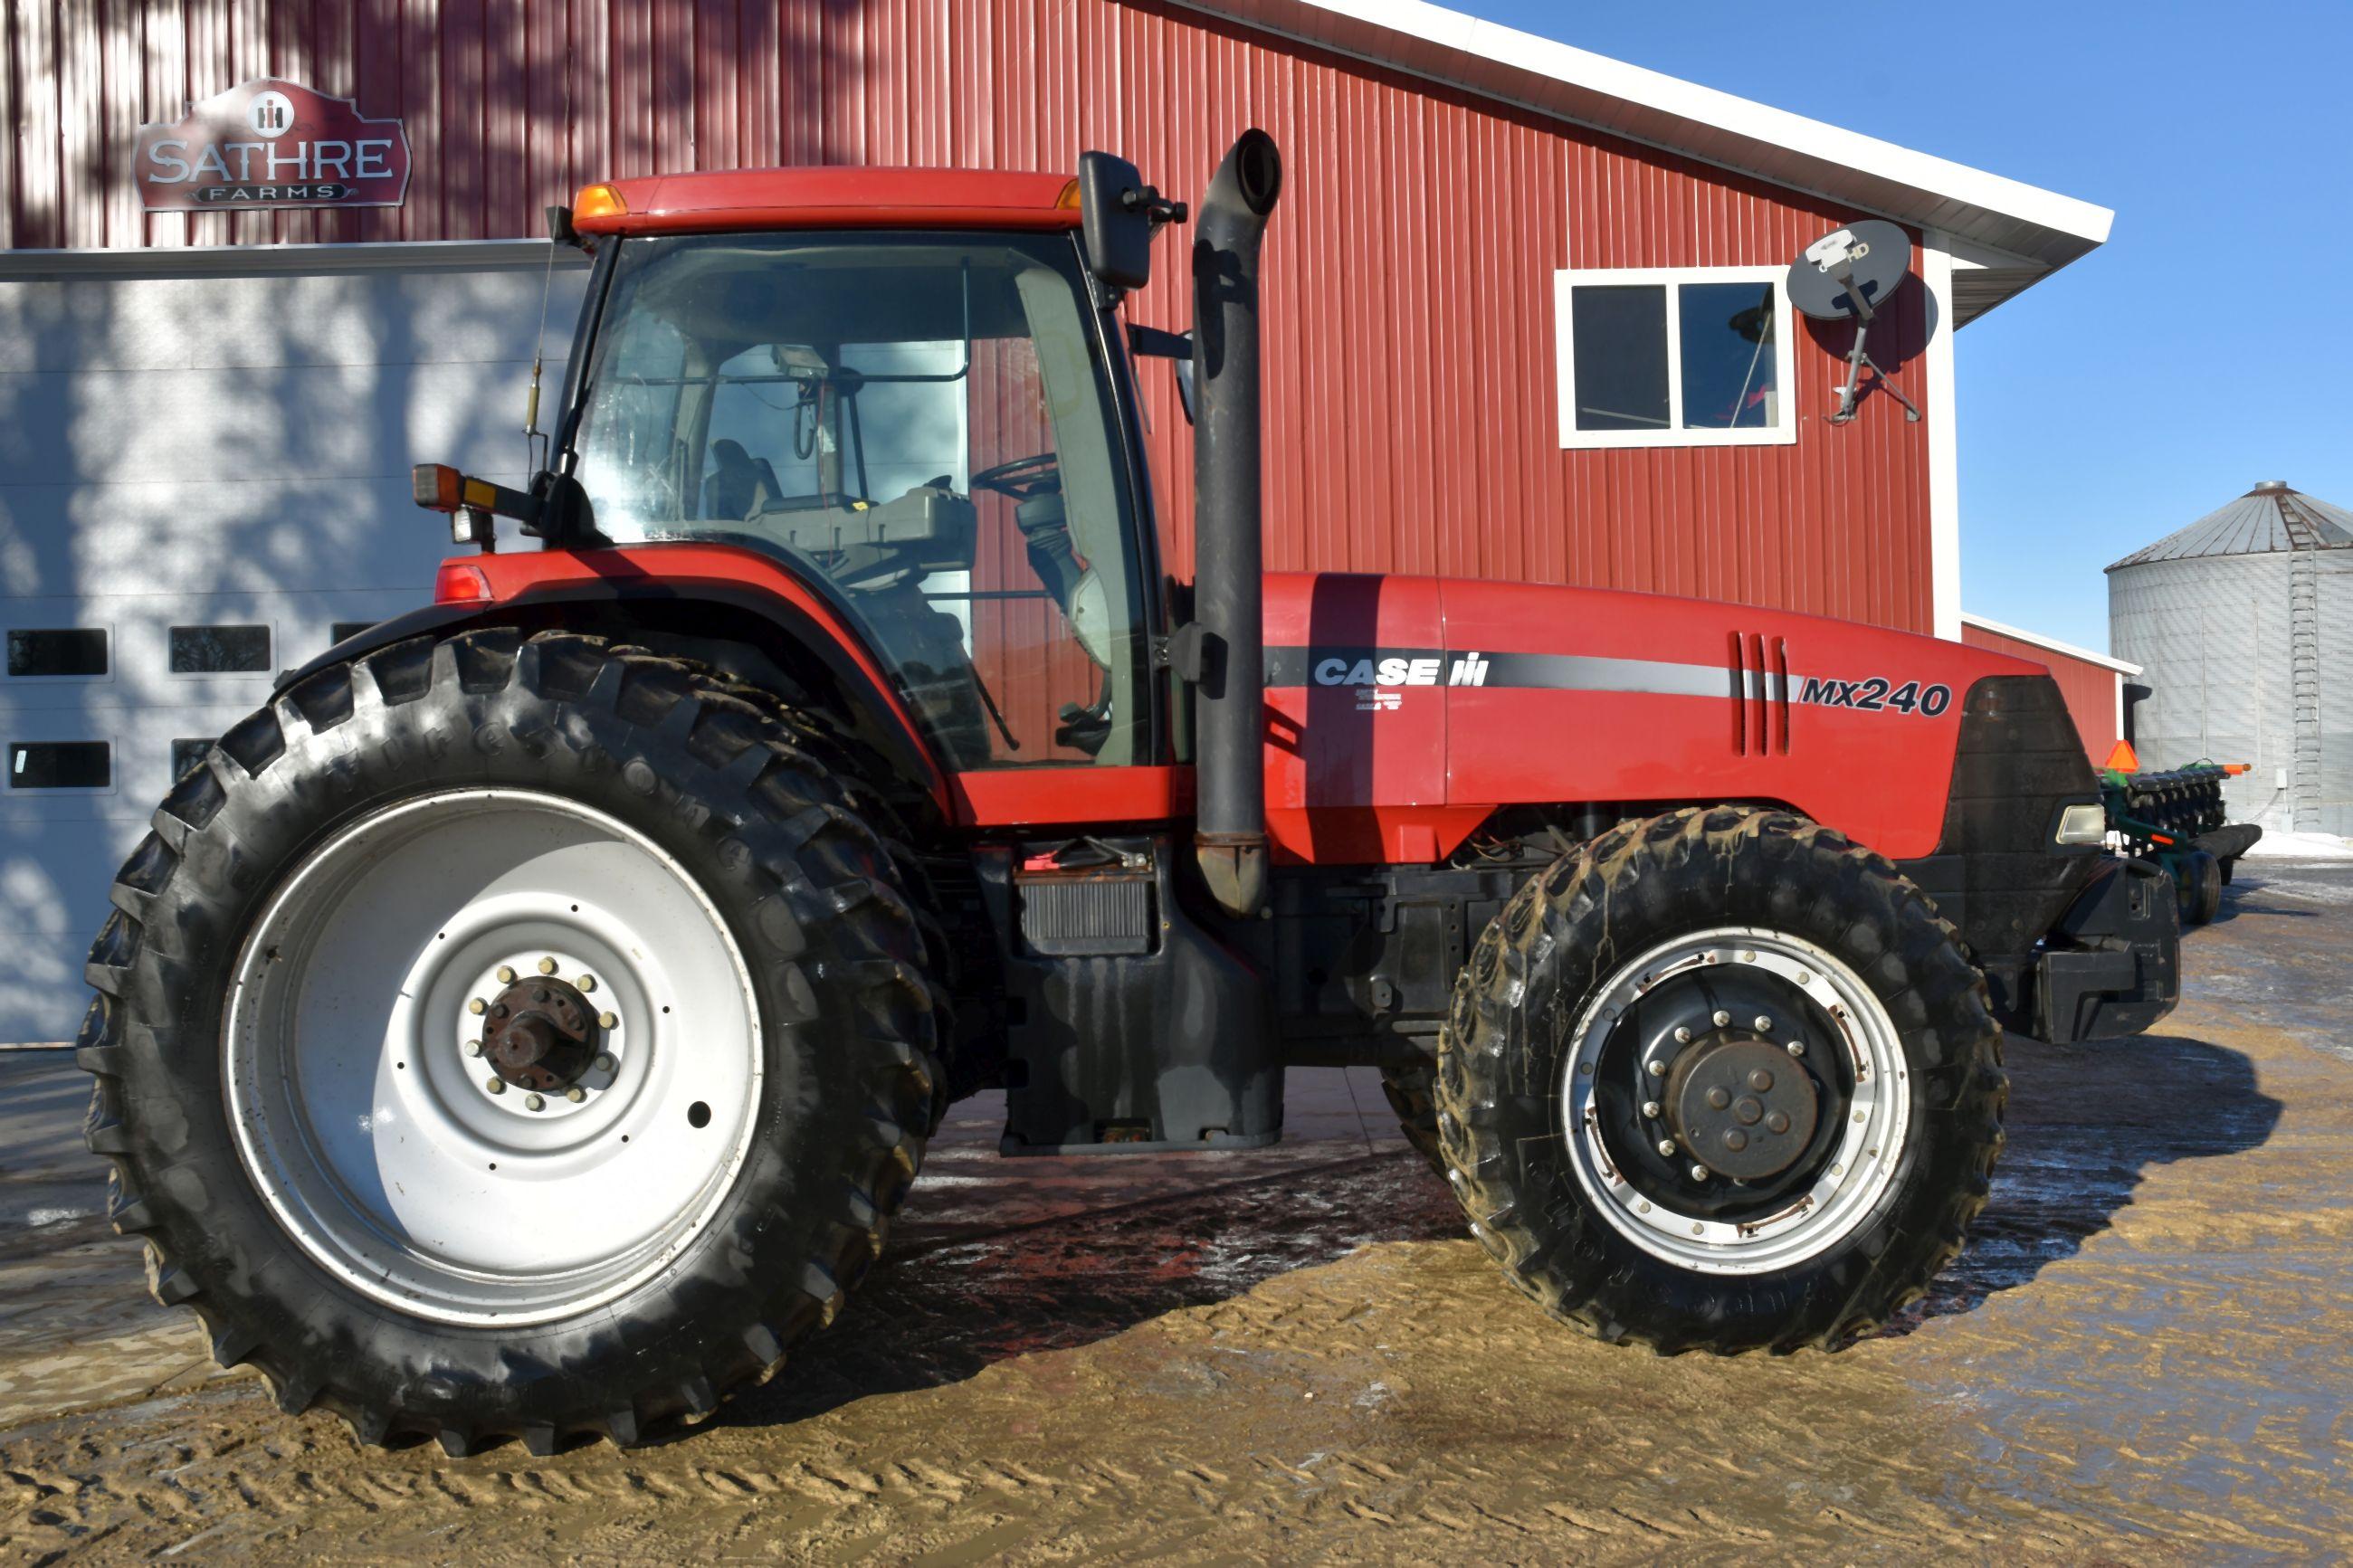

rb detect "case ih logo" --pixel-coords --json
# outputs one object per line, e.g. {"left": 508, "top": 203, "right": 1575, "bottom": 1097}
{"left": 135, "top": 79, "right": 410, "bottom": 211}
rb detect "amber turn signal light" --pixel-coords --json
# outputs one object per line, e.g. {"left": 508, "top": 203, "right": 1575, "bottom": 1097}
{"left": 573, "top": 183, "right": 628, "bottom": 222}
{"left": 412, "top": 463, "right": 462, "bottom": 513}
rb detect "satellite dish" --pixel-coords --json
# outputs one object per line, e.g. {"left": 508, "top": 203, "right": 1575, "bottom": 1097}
{"left": 1788, "top": 219, "right": 1910, "bottom": 321}
{"left": 1789, "top": 219, "right": 1921, "bottom": 425}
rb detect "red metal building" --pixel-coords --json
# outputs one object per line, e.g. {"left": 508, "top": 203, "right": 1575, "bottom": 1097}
{"left": 0, "top": 1, "right": 2115, "bottom": 1042}
{"left": 2, "top": 0, "right": 2112, "bottom": 626}
{"left": 1961, "top": 613, "right": 2140, "bottom": 765}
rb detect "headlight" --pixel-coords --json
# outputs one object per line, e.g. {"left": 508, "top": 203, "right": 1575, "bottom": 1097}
{"left": 2055, "top": 803, "right": 2109, "bottom": 846}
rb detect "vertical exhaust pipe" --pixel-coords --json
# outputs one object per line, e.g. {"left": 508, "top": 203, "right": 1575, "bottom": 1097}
{"left": 1191, "top": 129, "right": 1282, "bottom": 919}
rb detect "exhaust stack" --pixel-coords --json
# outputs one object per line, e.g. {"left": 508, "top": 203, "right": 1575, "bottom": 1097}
{"left": 1189, "top": 129, "right": 1283, "bottom": 919}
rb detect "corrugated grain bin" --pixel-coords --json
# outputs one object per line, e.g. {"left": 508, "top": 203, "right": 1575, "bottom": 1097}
{"left": 2107, "top": 481, "right": 2353, "bottom": 832}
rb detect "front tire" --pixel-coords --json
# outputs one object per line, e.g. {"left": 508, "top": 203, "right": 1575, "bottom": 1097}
{"left": 1435, "top": 807, "right": 2005, "bottom": 1353}
{"left": 79, "top": 630, "right": 943, "bottom": 1452}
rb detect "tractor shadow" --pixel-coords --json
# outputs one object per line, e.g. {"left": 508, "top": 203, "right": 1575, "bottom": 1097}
{"left": 700, "top": 1120, "right": 1466, "bottom": 1438}
{"left": 686, "top": 1034, "right": 2280, "bottom": 1437}
{"left": 1888, "top": 1030, "right": 2281, "bottom": 1335}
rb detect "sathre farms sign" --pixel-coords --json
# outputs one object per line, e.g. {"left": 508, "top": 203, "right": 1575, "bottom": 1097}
{"left": 135, "top": 79, "right": 410, "bottom": 210}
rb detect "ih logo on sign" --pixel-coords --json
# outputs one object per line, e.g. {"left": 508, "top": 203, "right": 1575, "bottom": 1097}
{"left": 135, "top": 79, "right": 410, "bottom": 211}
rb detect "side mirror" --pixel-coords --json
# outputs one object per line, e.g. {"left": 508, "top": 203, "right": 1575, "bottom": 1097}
{"left": 1079, "top": 150, "right": 1186, "bottom": 293}
{"left": 1078, "top": 152, "right": 1153, "bottom": 290}
{"left": 1174, "top": 356, "right": 1196, "bottom": 424}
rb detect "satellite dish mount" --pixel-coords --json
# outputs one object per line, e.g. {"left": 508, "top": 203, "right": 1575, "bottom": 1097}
{"left": 1788, "top": 221, "right": 1922, "bottom": 426}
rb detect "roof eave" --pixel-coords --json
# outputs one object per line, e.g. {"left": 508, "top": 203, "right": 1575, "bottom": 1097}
{"left": 1961, "top": 612, "right": 2141, "bottom": 675}
{"left": 1174, "top": 0, "right": 2112, "bottom": 321}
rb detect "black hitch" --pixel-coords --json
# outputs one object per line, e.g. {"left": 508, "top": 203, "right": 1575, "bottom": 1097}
{"left": 2032, "top": 858, "right": 2181, "bottom": 1043}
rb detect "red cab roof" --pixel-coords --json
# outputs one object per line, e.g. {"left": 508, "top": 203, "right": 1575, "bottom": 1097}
{"left": 572, "top": 166, "right": 1081, "bottom": 237}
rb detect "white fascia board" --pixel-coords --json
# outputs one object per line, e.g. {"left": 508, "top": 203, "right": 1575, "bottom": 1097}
{"left": 1961, "top": 611, "right": 2144, "bottom": 675}
{"left": 1183, "top": 0, "right": 2113, "bottom": 266}
{"left": 1923, "top": 232, "right": 1962, "bottom": 641}
{"left": 1300, "top": 0, "right": 2113, "bottom": 243}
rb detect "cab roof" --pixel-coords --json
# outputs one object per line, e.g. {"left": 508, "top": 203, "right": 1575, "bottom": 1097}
{"left": 572, "top": 167, "right": 1081, "bottom": 237}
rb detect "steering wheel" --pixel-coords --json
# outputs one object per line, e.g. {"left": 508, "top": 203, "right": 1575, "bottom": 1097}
{"left": 970, "top": 451, "right": 1061, "bottom": 500}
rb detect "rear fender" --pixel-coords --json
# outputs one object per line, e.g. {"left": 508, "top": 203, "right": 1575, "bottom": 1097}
{"left": 281, "top": 552, "right": 947, "bottom": 820}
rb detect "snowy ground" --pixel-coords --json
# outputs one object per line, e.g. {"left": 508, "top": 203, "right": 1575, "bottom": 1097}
{"left": 2241, "top": 829, "right": 2353, "bottom": 860}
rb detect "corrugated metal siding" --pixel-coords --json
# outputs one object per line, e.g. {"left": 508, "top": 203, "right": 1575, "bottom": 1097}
{"left": 5, "top": 0, "right": 1937, "bottom": 631}
{"left": 2112, "top": 553, "right": 2290, "bottom": 828}
{"left": 2111, "top": 549, "right": 2353, "bottom": 835}
{"left": 1958, "top": 622, "right": 2120, "bottom": 765}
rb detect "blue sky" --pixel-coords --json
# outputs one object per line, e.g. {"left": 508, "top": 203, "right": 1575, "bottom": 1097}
{"left": 1469, "top": 0, "right": 2352, "bottom": 652}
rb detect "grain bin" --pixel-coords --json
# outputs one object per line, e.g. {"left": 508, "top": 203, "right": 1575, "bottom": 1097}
{"left": 2108, "top": 481, "right": 2353, "bottom": 832}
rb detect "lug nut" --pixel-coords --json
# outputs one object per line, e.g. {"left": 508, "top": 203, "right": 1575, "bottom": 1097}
{"left": 525, "top": 1092, "right": 546, "bottom": 1112}
{"left": 1712, "top": 1010, "right": 1732, "bottom": 1028}
{"left": 1642, "top": 1099, "right": 1662, "bottom": 1118}
{"left": 598, "top": 1011, "right": 618, "bottom": 1030}
{"left": 486, "top": 1077, "right": 506, "bottom": 1095}
{"left": 1754, "top": 1014, "right": 1774, "bottom": 1031}
{"left": 1796, "top": 970, "right": 1813, "bottom": 985}
{"left": 1786, "top": 1040, "right": 1806, "bottom": 1058}
{"left": 1656, "top": 1138, "right": 1677, "bottom": 1157}
{"left": 1673, "top": 1026, "right": 1693, "bottom": 1044}
{"left": 578, "top": 974, "right": 597, "bottom": 993}
{"left": 1646, "top": 1059, "right": 1667, "bottom": 1078}
{"left": 538, "top": 956, "right": 558, "bottom": 975}
{"left": 467, "top": 997, "right": 487, "bottom": 1016}
{"left": 463, "top": 1039, "right": 482, "bottom": 1058}
{"left": 566, "top": 1086, "right": 586, "bottom": 1104}
{"left": 595, "top": 1052, "right": 617, "bottom": 1075}
{"left": 1689, "top": 1164, "right": 1709, "bottom": 1183}
{"left": 496, "top": 965, "right": 517, "bottom": 984}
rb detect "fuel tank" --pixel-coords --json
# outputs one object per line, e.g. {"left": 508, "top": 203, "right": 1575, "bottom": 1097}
{"left": 1261, "top": 571, "right": 2064, "bottom": 866}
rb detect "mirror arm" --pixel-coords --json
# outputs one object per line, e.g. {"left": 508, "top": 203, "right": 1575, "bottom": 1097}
{"left": 1126, "top": 324, "right": 1191, "bottom": 359}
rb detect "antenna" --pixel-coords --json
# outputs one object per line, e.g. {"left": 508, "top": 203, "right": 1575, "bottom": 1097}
{"left": 1788, "top": 219, "right": 1920, "bottom": 425}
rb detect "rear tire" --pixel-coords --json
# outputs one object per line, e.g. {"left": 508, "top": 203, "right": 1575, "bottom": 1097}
{"left": 1435, "top": 807, "right": 2005, "bottom": 1353}
{"left": 1378, "top": 1058, "right": 1443, "bottom": 1173}
{"left": 79, "top": 629, "right": 943, "bottom": 1452}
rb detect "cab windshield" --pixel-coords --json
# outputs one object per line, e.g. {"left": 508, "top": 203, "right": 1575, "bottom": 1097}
{"left": 566, "top": 232, "right": 1148, "bottom": 769}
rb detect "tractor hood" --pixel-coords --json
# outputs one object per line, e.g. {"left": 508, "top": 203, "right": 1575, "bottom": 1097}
{"left": 1259, "top": 571, "right": 2062, "bottom": 866}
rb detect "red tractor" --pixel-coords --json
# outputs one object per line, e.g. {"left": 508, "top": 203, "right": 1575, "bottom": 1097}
{"left": 78, "top": 133, "right": 2177, "bottom": 1455}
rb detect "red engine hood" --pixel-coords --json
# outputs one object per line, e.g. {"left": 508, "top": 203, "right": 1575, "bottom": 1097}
{"left": 1260, "top": 572, "right": 2053, "bottom": 865}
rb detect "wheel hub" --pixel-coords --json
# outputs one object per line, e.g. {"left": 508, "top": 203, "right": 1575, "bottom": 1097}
{"left": 1665, "top": 1034, "right": 1820, "bottom": 1181}
{"left": 481, "top": 974, "right": 601, "bottom": 1091}
{"left": 226, "top": 789, "right": 764, "bottom": 1326}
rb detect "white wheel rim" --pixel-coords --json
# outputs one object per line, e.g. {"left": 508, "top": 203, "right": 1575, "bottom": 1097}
{"left": 225, "top": 789, "right": 762, "bottom": 1326}
{"left": 1557, "top": 927, "right": 1911, "bottom": 1276}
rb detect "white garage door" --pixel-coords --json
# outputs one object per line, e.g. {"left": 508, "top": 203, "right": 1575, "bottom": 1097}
{"left": 0, "top": 242, "right": 589, "bottom": 1043}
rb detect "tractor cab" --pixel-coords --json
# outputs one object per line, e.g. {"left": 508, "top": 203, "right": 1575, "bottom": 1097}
{"left": 553, "top": 178, "right": 1167, "bottom": 772}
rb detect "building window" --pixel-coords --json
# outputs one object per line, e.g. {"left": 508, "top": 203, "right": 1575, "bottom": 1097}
{"left": 1553, "top": 268, "right": 1796, "bottom": 449}
{"left": 172, "top": 738, "right": 215, "bottom": 780}
{"left": 330, "top": 621, "right": 376, "bottom": 646}
{"left": 169, "top": 624, "right": 272, "bottom": 674}
{"left": 8, "top": 742, "right": 110, "bottom": 790}
{"left": 6, "top": 628, "right": 109, "bottom": 678}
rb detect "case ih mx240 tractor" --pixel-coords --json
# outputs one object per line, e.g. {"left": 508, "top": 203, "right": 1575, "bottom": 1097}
{"left": 79, "top": 133, "right": 2178, "bottom": 1455}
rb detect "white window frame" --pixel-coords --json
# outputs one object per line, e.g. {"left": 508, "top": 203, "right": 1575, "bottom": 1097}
{"left": 1554, "top": 265, "right": 1798, "bottom": 450}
